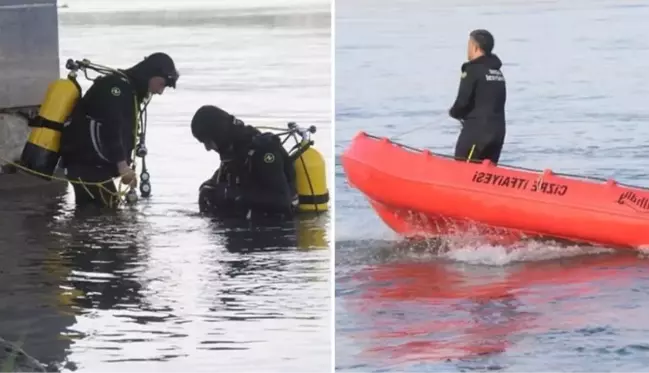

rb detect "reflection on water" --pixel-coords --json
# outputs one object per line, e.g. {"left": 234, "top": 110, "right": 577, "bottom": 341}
{"left": 0, "top": 0, "right": 330, "bottom": 371}
{"left": 336, "top": 240, "right": 649, "bottom": 372}
{"left": 336, "top": 0, "right": 649, "bottom": 371}
{"left": 0, "top": 189, "right": 73, "bottom": 371}
{"left": 1, "top": 190, "right": 330, "bottom": 371}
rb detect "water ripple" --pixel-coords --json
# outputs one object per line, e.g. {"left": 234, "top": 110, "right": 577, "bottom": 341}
{"left": 336, "top": 0, "right": 649, "bottom": 371}
{"left": 0, "top": 1, "right": 331, "bottom": 371}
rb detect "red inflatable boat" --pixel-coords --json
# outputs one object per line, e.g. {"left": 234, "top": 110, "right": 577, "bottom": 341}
{"left": 341, "top": 131, "right": 649, "bottom": 250}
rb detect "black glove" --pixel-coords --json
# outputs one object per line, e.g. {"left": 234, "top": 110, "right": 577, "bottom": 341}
{"left": 223, "top": 185, "right": 244, "bottom": 204}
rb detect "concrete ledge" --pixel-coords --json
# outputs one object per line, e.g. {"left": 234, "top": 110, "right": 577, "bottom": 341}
{"left": 0, "top": 112, "right": 68, "bottom": 193}
{"left": 0, "top": 171, "right": 68, "bottom": 193}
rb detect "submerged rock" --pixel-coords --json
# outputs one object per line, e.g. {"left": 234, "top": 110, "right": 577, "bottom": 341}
{"left": 0, "top": 337, "right": 46, "bottom": 372}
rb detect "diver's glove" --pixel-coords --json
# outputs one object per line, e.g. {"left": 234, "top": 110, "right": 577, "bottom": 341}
{"left": 223, "top": 185, "right": 243, "bottom": 204}
{"left": 198, "top": 183, "right": 242, "bottom": 214}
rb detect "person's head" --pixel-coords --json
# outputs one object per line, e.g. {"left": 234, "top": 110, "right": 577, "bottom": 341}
{"left": 467, "top": 29, "right": 494, "bottom": 61}
{"left": 125, "top": 52, "right": 179, "bottom": 97}
{"left": 191, "top": 105, "right": 243, "bottom": 153}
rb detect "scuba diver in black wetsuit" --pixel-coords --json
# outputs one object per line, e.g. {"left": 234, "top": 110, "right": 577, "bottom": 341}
{"left": 59, "top": 53, "right": 179, "bottom": 207}
{"left": 449, "top": 29, "right": 507, "bottom": 164}
{"left": 191, "top": 105, "right": 298, "bottom": 220}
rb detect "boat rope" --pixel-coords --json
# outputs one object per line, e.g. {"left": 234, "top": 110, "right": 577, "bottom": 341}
{"left": 362, "top": 132, "right": 649, "bottom": 190}
{"left": 390, "top": 123, "right": 433, "bottom": 141}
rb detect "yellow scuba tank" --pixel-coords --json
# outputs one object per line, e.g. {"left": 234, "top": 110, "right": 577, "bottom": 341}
{"left": 20, "top": 76, "right": 82, "bottom": 180}
{"left": 294, "top": 146, "right": 329, "bottom": 212}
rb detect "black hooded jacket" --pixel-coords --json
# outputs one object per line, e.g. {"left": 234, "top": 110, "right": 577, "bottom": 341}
{"left": 61, "top": 53, "right": 177, "bottom": 175}
{"left": 192, "top": 105, "right": 296, "bottom": 217}
{"left": 122, "top": 52, "right": 178, "bottom": 102}
{"left": 448, "top": 53, "right": 507, "bottom": 134}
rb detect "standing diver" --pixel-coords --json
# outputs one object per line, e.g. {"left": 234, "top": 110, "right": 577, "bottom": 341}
{"left": 60, "top": 52, "right": 179, "bottom": 207}
{"left": 449, "top": 29, "right": 507, "bottom": 164}
{"left": 190, "top": 105, "right": 298, "bottom": 219}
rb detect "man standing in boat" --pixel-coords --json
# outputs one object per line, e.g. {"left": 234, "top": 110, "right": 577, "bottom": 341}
{"left": 449, "top": 29, "right": 507, "bottom": 164}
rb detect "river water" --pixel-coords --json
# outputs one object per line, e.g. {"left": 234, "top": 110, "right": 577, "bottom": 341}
{"left": 0, "top": 1, "right": 331, "bottom": 372}
{"left": 335, "top": 0, "right": 649, "bottom": 371}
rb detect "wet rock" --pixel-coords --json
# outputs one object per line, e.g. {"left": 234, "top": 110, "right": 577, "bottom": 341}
{"left": 0, "top": 337, "right": 46, "bottom": 372}
{"left": 0, "top": 113, "right": 30, "bottom": 165}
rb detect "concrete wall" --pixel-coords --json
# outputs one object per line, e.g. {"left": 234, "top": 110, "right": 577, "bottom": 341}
{"left": 0, "top": 0, "right": 60, "bottom": 109}
{"left": 0, "top": 1, "right": 63, "bottom": 190}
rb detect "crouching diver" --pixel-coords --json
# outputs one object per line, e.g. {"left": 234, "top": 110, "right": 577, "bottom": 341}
{"left": 60, "top": 53, "right": 179, "bottom": 207}
{"left": 191, "top": 105, "right": 298, "bottom": 219}
{"left": 449, "top": 29, "right": 507, "bottom": 164}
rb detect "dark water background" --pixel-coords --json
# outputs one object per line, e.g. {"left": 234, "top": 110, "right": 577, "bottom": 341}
{"left": 335, "top": 0, "right": 649, "bottom": 371}
{"left": 0, "top": 1, "right": 331, "bottom": 372}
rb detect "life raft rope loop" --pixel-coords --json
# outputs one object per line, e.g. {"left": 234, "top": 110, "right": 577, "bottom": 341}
{"left": 362, "top": 132, "right": 649, "bottom": 190}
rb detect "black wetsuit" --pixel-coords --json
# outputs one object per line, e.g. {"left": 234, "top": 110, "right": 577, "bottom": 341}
{"left": 449, "top": 53, "right": 507, "bottom": 164}
{"left": 198, "top": 130, "right": 297, "bottom": 219}
{"left": 60, "top": 73, "right": 140, "bottom": 207}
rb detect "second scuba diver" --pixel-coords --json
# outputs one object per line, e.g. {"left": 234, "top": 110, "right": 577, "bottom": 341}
{"left": 60, "top": 52, "right": 179, "bottom": 207}
{"left": 190, "top": 105, "right": 298, "bottom": 219}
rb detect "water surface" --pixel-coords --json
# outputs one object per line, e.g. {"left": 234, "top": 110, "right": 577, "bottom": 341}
{"left": 0, "top": 1, "right": 331, "bottom": 371}
{"left": 335, "top": 0, "right": 649, "bottom": 371}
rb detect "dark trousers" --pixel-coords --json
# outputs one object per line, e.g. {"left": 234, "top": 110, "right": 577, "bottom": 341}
{"left": 65, "top": 163, "right": 119, "bottom": 208}
{"left": 454, "top": 128, "right": 505, "bottom": 164}
{"left": 198, "top": 182, "right": 295, "bottom": 220}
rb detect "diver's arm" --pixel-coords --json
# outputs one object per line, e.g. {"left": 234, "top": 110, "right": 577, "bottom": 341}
{"left": 199, "top": 161, "right": 230, "bottom": 190}
{"left": 449, "top": 65, "right": 478, "bottom": 120}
